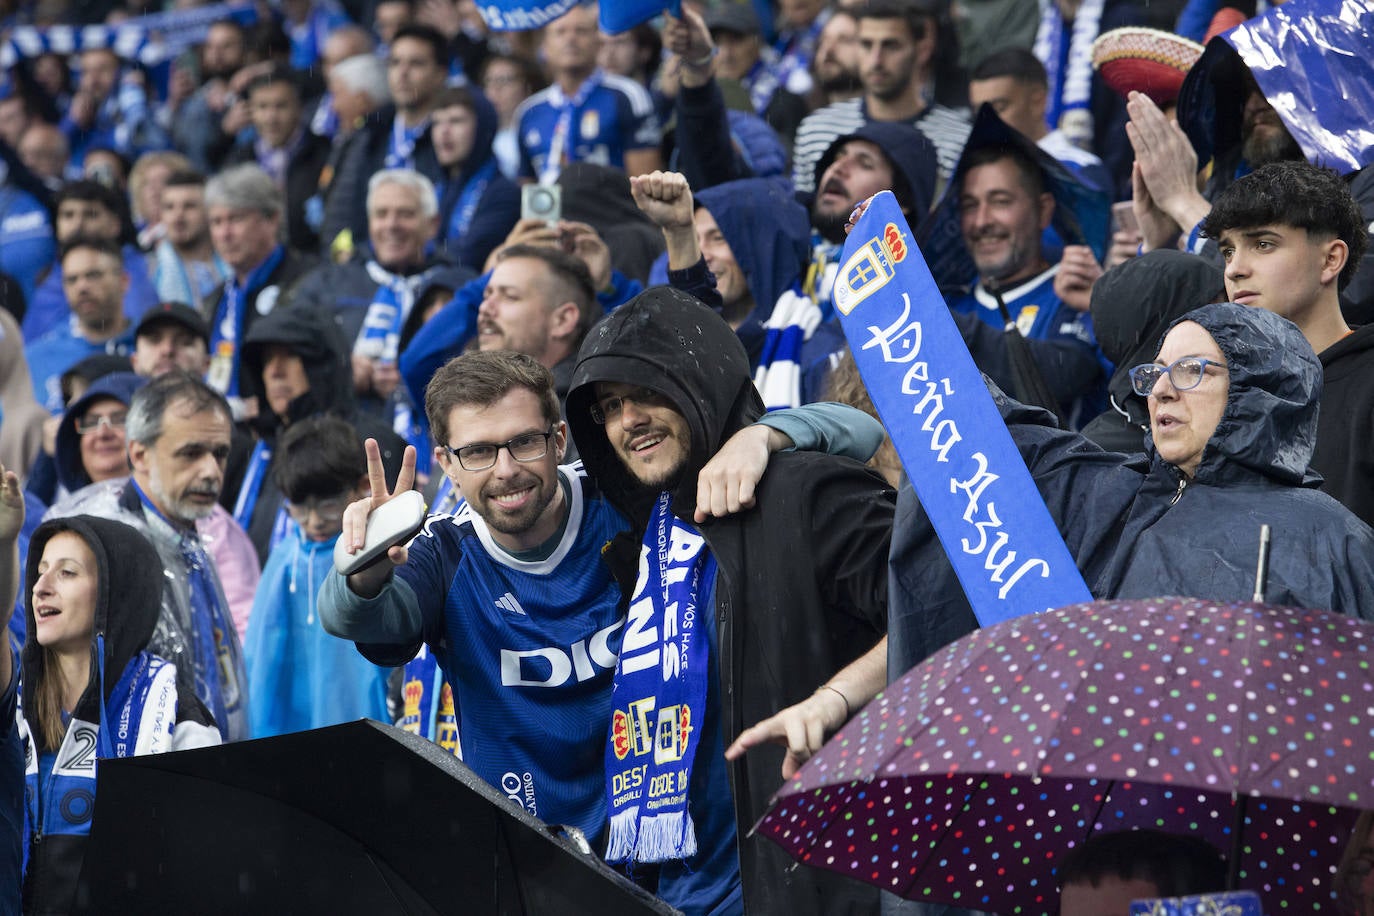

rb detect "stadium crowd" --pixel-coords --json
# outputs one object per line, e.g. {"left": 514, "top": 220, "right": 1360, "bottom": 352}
{"left": 0, "top": 0, "right": 1372, "bottom": 911}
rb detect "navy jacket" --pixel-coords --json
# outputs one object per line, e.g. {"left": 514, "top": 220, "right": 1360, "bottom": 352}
{"left": 890, "top": 303, "right": 1374, "bottom": 678}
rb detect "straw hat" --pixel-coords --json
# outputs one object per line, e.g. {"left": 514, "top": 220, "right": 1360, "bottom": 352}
{"left": 1091, "top": 27, "right": 1205, "bottom": 105}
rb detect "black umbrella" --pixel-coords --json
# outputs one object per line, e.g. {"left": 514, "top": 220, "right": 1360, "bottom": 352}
{"left": 75, "top": 719, "right": 680, "bottom": 915}
{"left": 990, "top": 286, "right": 1070, "bottom": 427}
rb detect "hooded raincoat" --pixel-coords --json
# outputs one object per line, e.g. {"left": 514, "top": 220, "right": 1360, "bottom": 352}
{"left": 18, "top": 516, "right": 219, "bottom": 914}
{"left": 1081, "top": 251, "right": 1225, "bottom": 453}
{"left": 244, "top": 526, "right": 389, "bottom": 738}
{"left": 567, "top": 288, "right": 893, "bottom": 915}
{"left": 890, "top": 303, "right": 1374, "bottom": 676}
{"left": 238, "top": 306, "right": 408, "bottom": 565}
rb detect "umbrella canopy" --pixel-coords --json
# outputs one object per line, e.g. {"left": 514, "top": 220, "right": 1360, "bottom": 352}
{"left": 75, "top": 719, "right": 680, "bottom": 915}
{"left": 755, "top": 597, "right": 1373, "bottom": 914}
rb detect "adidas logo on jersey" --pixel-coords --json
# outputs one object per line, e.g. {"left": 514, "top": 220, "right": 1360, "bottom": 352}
{"left": 495, "top": 593, "right": 527, "bottom": 616}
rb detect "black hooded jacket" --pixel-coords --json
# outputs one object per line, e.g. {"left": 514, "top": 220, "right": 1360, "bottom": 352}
{"left": 239, "top": 306, "right": 407, "bottom": 564}
{"left": 890, "top": 303, "right": 1374, "bottom": 677}
{"left": 1081, "top": 251, "right": 1225, "bottom": 453}
{"left": 567, "top": 288, "right": 893, "bottom": 914}
{"left": 20, "top": 515, "right": 214, "bottom": 912}
{"left": 1313, "top": 321, "right": 1374, "bottom": 527}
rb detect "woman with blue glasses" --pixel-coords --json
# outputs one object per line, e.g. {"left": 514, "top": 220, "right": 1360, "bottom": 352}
{"left": 890, "top": 300, "right": 1374, "bottom": 666}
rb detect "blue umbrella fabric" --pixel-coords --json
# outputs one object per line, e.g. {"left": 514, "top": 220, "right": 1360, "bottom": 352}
{"left": 1177, "top": 0, "right": 1374, "bottom": 175}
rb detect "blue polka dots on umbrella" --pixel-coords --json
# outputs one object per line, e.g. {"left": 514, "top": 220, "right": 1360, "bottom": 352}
{"left": 756, "top": 598, "right": 1373, "bottom": 914}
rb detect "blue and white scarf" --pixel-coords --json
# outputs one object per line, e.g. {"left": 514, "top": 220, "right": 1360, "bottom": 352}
{"left": 386, "top": 116, "right": 430, "bottom": 170}
{"left": 355, "top": 261, "right": 432, "bottom": 475}
{"left": 354, "top": 261, "right": 427, "bottom": 365}
{"left": 20, "top": 650, "right": 177, "bottom": 867}
{"left": 153, "top": 239, "right": 229, "bottom": 314}
{"left": 399, "top": 646, "right": 461, "bottom": 756}
{"left": 605, "top": 492, "right": 714, "bottom": 864}
{"left": 1034, "top": 0, "right": 1103, "bottom": 149}
{"left": 441, "top": 158, "right": 499, "bottom": 245}
{"left": 208, "top": 244, "right": 283, "bottom": 399}
{"left": 753, "top": 286, "right": 824, "bottom": 411}
{"left": 538, "top": 70, "right": 603, "bottom": 185}
{"left": 742, "top": 59, "right": 781, "bottom": 116}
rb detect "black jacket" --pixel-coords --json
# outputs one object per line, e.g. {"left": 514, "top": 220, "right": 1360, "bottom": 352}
{"left": 239, "top": 306, "right": 407, "bottom": 564}
{"left": 319, "top": 105, "right": 445, "bottom": 254}
{"left": 890, "top": 303, "right": 1374, "bottom": 677}
{"left": 224, "top": 131, "right": 332, "bottom": 253}
{"left": 205, "top": 247, "right": 320, "bottom": 406}
{"left": 1314, "top": 321, "right": 1374, "bottom": 527}
{"left": 567, "top": 288, "right": 892, "bottom": 914}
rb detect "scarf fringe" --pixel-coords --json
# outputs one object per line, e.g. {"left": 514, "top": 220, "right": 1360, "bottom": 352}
{"left": 606, "top": 807, "right": 698, "bottom": 864}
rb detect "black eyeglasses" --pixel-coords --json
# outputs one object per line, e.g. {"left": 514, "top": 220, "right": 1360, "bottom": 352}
{"left": 1127, "top": 357, "right": 1228, "bottom": 397}
{"left": 444, "top": 427, "right": 555, "bottom": 471}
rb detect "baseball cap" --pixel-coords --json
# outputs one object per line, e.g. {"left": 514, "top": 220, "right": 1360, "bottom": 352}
{"left": 134, "top": 301, "right": 211, "bottom": 345}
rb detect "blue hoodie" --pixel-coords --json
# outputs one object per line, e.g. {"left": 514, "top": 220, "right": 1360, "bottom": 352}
{"left": 435, "top": 89, "right": 521, "bottom": 271}
{"left": 694, "top": 176, "right": 811, "bottom": 332}
{"left": 244, "top": 528, "right": 391, "bottom": 738}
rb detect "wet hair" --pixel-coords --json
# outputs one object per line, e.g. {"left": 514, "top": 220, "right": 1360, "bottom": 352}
{"left": 1057, "top": 830, "right": 1227, "bottom": 898}
{"left": 960, "top": 143, "right": 1046, "bottom": 199}
{"left": 425, "top": 350, "right": 559, "bottom": 449}
{"left": 125, "top": 371, "right": 231, "bottom": 446}
{"left": 1202, "top": 161, "right": 1368, "bottom": 291}
{"left": 274, "top": 415, "right": 366, "bottom": 502}
{"left": 972, "top": 46, "right": 1048, "bottom": 88}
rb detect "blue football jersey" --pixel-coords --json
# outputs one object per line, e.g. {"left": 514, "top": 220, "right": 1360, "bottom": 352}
{"left": 396, "top": 468, "right": 628, "bottom": 839}
{"left": 515, "top": 71, "right": 660, "bottom": 180}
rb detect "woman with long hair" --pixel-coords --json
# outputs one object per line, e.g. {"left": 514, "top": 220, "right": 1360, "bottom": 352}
{"left": 5, "top": 499, "right": 219, "bottom": 913}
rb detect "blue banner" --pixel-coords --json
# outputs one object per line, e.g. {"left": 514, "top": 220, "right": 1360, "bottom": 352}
{"left": 1226, "top": 0, "right": 1374, "bottom": 174}
{"left": 599, "top": 0, "right": 677, "bottom": 33}
{"left": 473, "top": 0, "right": 580, "bottom": 31}
{"left": 0, "top": 3, "right": 258, "bottom": 68}
{"left": 835, "top": 192, "right": 1093, "bottom": 625}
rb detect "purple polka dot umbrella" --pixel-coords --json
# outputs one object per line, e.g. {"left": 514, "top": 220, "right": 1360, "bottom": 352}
{"left": 754, "top": 597, "right": 1373, "bottom": 914}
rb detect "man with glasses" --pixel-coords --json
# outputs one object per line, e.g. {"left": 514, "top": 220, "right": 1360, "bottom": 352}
{"left": 26, "top": 237, "right": 137, "bottom": 413}
{"left": 320, "top": 347, "right": 884, "bottom": 850}
{"left": 47, "top": 372, "right": 249, "bottom": 742}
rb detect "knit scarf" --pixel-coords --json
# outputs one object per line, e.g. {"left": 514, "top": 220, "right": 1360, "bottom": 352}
{"left": 1034, "top": 0, "right": 1103, "bottom": 149}
{"left": 753, "top": 285, "right": 824, "bottom": 411}
{"left": 605, "top": 492, "right": 714, "bottom": 865}
{"left": 20, "top": 651, "right": 177, "bottom": 860}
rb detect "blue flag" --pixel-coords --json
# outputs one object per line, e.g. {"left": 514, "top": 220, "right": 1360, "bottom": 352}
{"left": 835, "top": 192, "right": 1092, "bottom": 626}
{"left": 473, "top": 0, "right": 579, "bottom": 31}
{"left": 599, "top": 0, "right": 678, "bottom": 33}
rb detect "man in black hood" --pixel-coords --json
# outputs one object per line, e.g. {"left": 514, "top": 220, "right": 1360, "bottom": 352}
{"left": 236, "top": 306, "right": 407, "bottom": 564}
{"left": 566, "top": 286, "right": 894, "bottom": 914}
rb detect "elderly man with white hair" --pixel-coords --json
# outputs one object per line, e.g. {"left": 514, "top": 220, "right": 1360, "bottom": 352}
{"left": 286, "top": 169, "right": 473, "bottom": 432}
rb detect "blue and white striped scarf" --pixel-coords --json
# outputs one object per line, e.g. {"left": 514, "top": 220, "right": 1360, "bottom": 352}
{"left": 1034, "top": 0, "right": 1104, "bottom": 149}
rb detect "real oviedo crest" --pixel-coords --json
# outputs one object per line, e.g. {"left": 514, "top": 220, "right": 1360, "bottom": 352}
{"left": 834, "top": 221, "right": 909, "bottom": 316}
